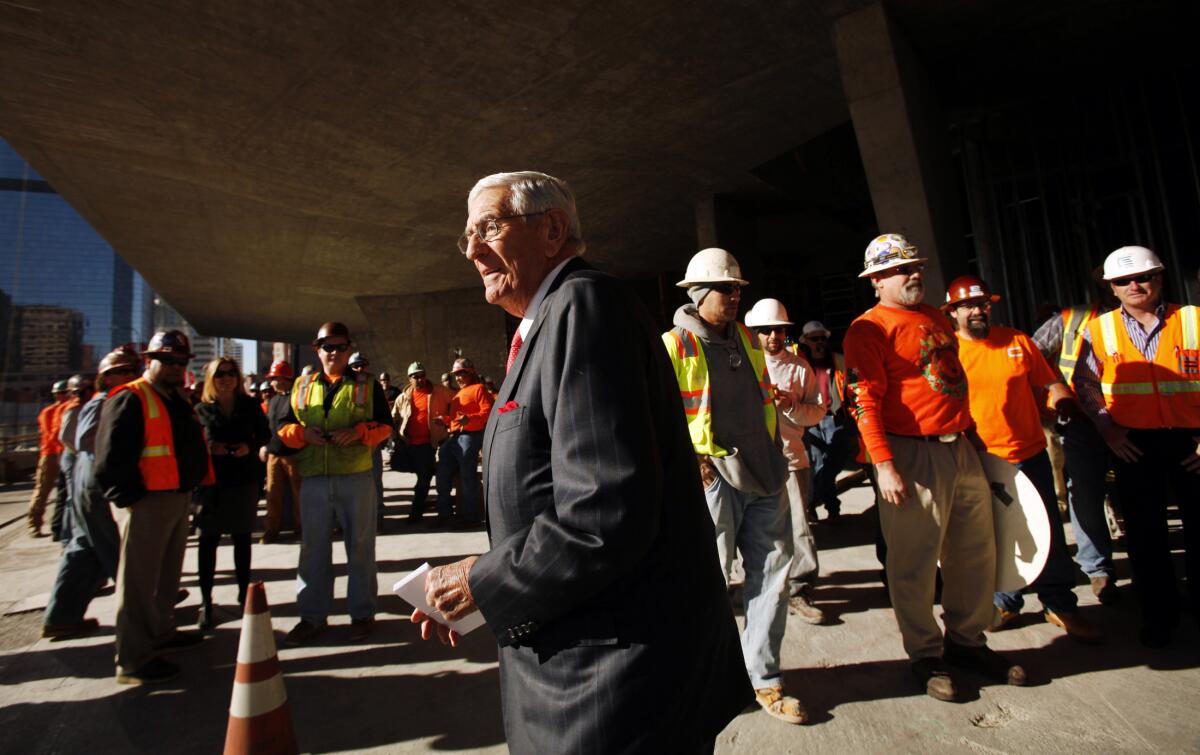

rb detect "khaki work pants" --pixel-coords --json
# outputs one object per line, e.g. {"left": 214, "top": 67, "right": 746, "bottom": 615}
{"left": 26, "top": 453, "right": 61, "bottom": 530}
{"left": 879, "top": 435, "right": 995, "bottom": 660}
{"left": 112, "top": 491, "right": 190, "bottom": 675}
{"left": 264, "top": 454, "right": 303, "bottom": 536}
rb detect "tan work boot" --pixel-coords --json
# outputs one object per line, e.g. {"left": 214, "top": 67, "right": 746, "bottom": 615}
{"left": 754, "top": 687, "right": 808, "bottom": 724}
{"left": 788, "top": 591, "right": 827, "bottom": 625}
{"left": 1045, "top": 609, "right": 1104, "bottom": 644}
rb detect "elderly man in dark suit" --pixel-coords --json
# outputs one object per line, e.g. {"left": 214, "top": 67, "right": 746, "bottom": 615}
{"left": 412, "top": 171, "right": 751, "bottom": 753}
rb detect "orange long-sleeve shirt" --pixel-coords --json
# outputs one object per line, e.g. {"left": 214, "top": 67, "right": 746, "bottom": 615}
{"left": 37, "top": 400, "right": 68, "bottom": 456}
{"left": 843, "top": 303, "right": 972, "bottom": 463}
{"left": 446, "top": 383, "right": 494, "bottom": 433}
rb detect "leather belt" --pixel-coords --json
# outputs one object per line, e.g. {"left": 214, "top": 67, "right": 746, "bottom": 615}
{"left": 886, "top": 431, "right": 962, "bottom": 444}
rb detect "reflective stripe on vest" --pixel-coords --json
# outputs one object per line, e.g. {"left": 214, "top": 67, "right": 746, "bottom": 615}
{"left": 662, "top": 323, "right": 777, "bottom": 457}
{"left": 292, "top": 372, "right": 374, "bottom": 477}
{"left": 1088, "top": 304, "right": 1200, "bottom": 429}
{"left": 1058, "top": 305, "right": 1096, "bottom": 384}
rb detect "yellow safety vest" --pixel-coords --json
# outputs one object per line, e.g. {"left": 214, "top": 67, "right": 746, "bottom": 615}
{"left": 662, "top": 322, "right": 776, "bottom": 457}
{"left": 291, "top": 372, "right": 375, "bottom": 477}
{"left": 1058, "top": 305, "right": 1099, "bottom": 385}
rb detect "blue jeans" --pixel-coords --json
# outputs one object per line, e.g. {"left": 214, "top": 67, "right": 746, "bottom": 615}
{"left": 43, "top": 452, "right": 120, "bottom": 625}
{"left": 995, "top": 450, "right": 1079, "bottom": 615}
{"left": 1060, "top": 419, "right": 1115, "bottom": 578}
{"left": 435, "top": 431, "right": 483, "bottom": 520}
{"left": 297, "top": 471, "right": 378, "bottom": 623}
{"left": 703, "top": 469, "right": 792, "bottom": 689}
{"left": 805, "top": 413, "right": 852, "bottom": 514}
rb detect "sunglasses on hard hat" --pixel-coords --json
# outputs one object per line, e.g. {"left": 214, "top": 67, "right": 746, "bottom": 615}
{"left": 152, "top": 354, "right": 190, "bottom": 367}
{"left": 320, "top": 342, "right": 350, "bottom": 354}
{"left": 1111, "top": 272, "right": 1158, "bottom": 287}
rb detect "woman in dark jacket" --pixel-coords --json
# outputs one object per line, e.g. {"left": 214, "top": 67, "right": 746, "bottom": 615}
{"left": 194, "top": 358, "right": 270, "bottom": 630}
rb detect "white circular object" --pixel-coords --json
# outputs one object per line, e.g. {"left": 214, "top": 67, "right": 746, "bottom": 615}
{"left": 744, "top": 298, "right": 792, "bottom": 328}
{"left": 980, "top": 452, "right": 1051, "bottom": 593}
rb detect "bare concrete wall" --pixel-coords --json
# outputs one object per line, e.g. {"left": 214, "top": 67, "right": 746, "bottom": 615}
{"left": 356, "top": 289, "right": 509, "bottom": 387}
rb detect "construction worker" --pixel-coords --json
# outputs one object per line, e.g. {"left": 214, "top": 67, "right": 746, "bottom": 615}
{"left": 799, "top": 320, "right": 853, "bottom": 522}
{"left": 392, "top": 361, "right": 453, "bottom": 525}
{"left": 664, "top": 249, "right": 806, "bottom": 725}
{"left": 93, "top": 330, "right": 213, "bottom": 684}
{"left": 1032, "top": 279, "right": 1121, "bottom": 604}
{"left": 259, "top": 360, "right": 302, "bottom": 543}
{"left": 42, "top": 350, "right": 139, "bottom": 639}
{"left": 434, "top": 357, "right": 493, "bottom": 529}
{"left": 27, "top": 380, "right": 70, "bottom": 537}
{"left": 944, "top": 275, "right": 1102, "bottom": 643}
{"left": 277, "top": 323, "right": 393, "bottom": 646}
{"left": 1073, "top": 246, "right": 1200, "bottom": 648}
{"left": 54, "top": 374, "right": 95, "bottom": 542}
{"left": 745, "top": 298, "right": 828, "bottom": 625}
{"left": 350, "top": 351, "right": 386, "bottom": 521}
{"left": 845, "top": 234, "right": 1024, "bottom": 702}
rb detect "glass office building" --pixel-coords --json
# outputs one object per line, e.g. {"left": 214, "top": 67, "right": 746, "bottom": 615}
{"left": 1, "top": 137, "right": 155, "bottom": 374}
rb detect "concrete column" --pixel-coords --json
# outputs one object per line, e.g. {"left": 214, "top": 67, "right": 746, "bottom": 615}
{"left": 356, "top": 288, "right": 509, "bottom": 387}
{"left": 834, "top": 3, "right": 966, "bottom": 303}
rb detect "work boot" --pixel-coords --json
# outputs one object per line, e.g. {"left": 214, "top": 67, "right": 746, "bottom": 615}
{"left": 988, "top": 608, "right": 1022, "bottom": 632}
{"left": 753, "top": 687, "right": 808, "bottom": 724}
{"left": 1090, "top": 575, "right": 1121, "bottom": 606}
{"left": 910, "top": 657, "right": 957, "bottom": 701}
{"left": 197, "top": 602, "right": 214, "bottom": 632}
{"left": 943, "top": 636, "right": 1026, "bottom": 686}
{"left": 116, "top": 658, "right": 180, "bottom": 685}
{"left": 348, "top": 617, "right": 376, "bottom": 642}
{"left": 1045, "top": 609, "right": 1104, "bottom": 644}
{"left": 42, "top": 618, "right": 100, "bottom": 640}
{"left": 787, "top": 589, "right": 827, "bottom": 625}
{"left": 284, "top": 619, "right": 324, "bottom": 647}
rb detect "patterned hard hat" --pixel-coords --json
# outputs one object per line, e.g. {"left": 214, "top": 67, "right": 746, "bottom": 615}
{"left": 451, "top": 357, "right": 477, "bottom": 375}
{"left": 859, "top": 234, "right": 927, "bottom": 278}
{"left": 145, "top": 329, "right": 194, "bottom": 357}
{"left": 943, "top": 274, "right": 1001, "bottom": 311}
{"left": 265, "top": 360, "right": 294, "bottom": 379}
{"left": 1102, "top": 245, "right": 1164, "bottom": 281}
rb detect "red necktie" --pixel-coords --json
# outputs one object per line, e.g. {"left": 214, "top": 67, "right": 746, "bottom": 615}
{"left": 506, "top": 330, "right": 523, "bottom": 373}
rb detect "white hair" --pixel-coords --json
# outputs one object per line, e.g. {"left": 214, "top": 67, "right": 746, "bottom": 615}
{"left": 468, "top": 171, "right": 586, "bottom": 254}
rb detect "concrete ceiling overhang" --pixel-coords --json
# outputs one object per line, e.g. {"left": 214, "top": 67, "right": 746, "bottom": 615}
{"left": 0, "top": 0, "right": 872, "bottom": 342}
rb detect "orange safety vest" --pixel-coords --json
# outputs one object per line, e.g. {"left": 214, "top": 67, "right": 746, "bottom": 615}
{"left": 1086, "top": 304, "right": 1200, "bottom": 429}
{"left": 110, "top": 377, "right": 215, "bottom": 491}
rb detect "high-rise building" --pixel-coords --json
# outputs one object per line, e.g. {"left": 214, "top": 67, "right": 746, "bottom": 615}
{"left": 14, "top": 305, "right": 84, "bottom": 372}
{"left": 0, "top": 138, "right": 155, "bottom": 373}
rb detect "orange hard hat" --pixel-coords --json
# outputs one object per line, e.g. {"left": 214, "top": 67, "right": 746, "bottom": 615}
{"left": 266, "top": 360, "right": 294, "bottom": 379}
{"left": 943, "top": 275, "right": 1001, "bottom": 311}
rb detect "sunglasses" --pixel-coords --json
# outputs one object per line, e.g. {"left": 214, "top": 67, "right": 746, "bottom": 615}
{"left": 710, "top": 283, "right": 741, "bottom": 296}
{"left": 1111, "top": 273, "right": 1158, "bottom": 287}
{"left": 213, "top": 369, "right": 238, "bottom": 379}
{"left": 754, "top": 326, "right": 787, "bottom": 336}
{"left": 152, "top": 354, "right": 190, "bottom": 367}
{"left": 320, "top": 342, "right": 350, "bottom": 354}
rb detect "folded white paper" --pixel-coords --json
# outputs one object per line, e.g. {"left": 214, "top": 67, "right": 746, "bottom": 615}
{"left": 392, "top": 562, "right": 486, "bottom": 635}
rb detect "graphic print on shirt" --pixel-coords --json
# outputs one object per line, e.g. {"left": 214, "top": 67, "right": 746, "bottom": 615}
{"left": 918, "top": 326, "right": 967, "bottom": 398}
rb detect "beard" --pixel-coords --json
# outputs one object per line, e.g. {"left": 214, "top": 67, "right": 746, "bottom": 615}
{"left": 966, "top": 316, "right": 989, "bottom": 338}
{"left": 897, "top": 279, "right": 924, "bottom": 306}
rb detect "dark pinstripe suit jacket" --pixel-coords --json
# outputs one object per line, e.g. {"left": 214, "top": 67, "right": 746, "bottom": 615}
{"left": 469, "top": 259, "right": 752, "bottom": 754}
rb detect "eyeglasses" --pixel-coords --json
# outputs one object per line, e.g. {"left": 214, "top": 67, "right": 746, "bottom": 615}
{"left": 457, "top": 212, "right": 545, "bottom": 255}
{"left": 152, "top": 354, "right": 189, "bottom": 367}
{"left": 213, "top": 369, "right": 238, "bottom": 379}
{"left": 754, "top": 326, "right": 787, "bottom": 336}
{"left": 1111, "top": 273, "right": 1158, "bottom": 287}
{"left": 710, "top": 283, "right": 741, "bottom": 296}
{"left": 320, "top": 342, "right": 350, "bottom": 354}
{"left": 953, "top": 300, "right": 989, "bottom": 312}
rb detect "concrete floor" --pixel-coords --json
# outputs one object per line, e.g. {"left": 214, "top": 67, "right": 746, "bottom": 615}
{"left": 1, "top": 471, "right": 1197, "bottom": 754}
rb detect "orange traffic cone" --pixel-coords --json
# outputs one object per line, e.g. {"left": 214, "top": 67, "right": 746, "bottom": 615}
{"left": 224, "top": 581, "right": 298, "bottom": 755}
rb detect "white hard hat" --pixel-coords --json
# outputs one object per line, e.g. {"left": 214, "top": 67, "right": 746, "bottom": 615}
{"left": 858, "top": 233, "right": 927, "bottom": 278}
{"left": 1102, "top": 245, "right": 1164, "bottom": 280}
{"left": 744, "top": 299, "right": 793, "bottom": 328}
{"left": 676, "top": 248, "right": 750, "bottom": 288}
{"left": 801, "top": 320, "right": 830, "bottom": 337}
